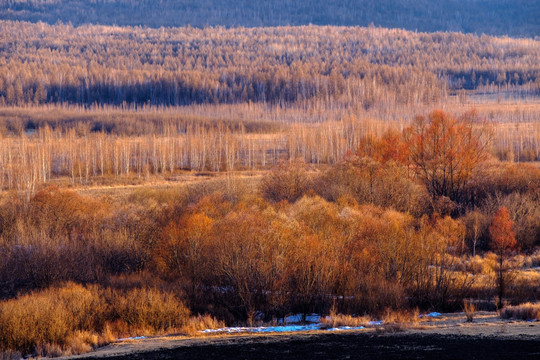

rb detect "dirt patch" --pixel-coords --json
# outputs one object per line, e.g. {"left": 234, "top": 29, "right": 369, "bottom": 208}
{"left": 64, "top": 312, "right": 539, "bottom": 360}
{"left": 64, "top": 332, "right": 539, "bottom": 360}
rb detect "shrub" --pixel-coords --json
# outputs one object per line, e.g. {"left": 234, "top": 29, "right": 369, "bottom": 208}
{"left": 500, "top": 303, "right": 540, "bottom": 321}
{"left": 106, "top": 287, "right": 191, "bottom": 334}
{"left": 465, "top": 254, "right": 497, "bottom": 275}
{"left": 463, "top": 300, "right": 476, "bottom": 322}
{"left": 181, "top": 315, "right": 226, "bottom": 336}
{"left": 260, "top": 159, "right": 312, "bottom": 203}
{"left": 0, "top": 283, "right": 191, "bottom": 356}
{"left": 320, "top": 313, "right": 370, "bottom": 329}
{"left": 0, "top": 283, "right": 103, "bottom": 355}
{"left": 314, "top": 155, "right": 428, "bottom": 215}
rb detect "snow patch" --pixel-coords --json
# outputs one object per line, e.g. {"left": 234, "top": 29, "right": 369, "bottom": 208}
{"left": 201, "top": 324, "right": 321, "bottom": 334}
{"left": 283, "top": 314, "right": 321, "bottom": 324}
{"left": 419, "top": 312, "right": 442, "bottom": 318}
{"left": 327, "top": 326, "right": 365, "bottom": 331}
{"left": 201, "top": 324, "right": 367, "bottom": 334}
{"left": 118, "top": 336, "right": 146, "bottom": 341}
{"left": 200, "top": 313, "right": 382, "bottom": 334}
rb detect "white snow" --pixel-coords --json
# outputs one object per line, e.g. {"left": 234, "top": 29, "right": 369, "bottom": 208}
{"left": 200, "top": 313, "right": 376, "bottom": 334}
{"left": 200, "top": 324, "right": 368, "bottom": 334}
{"left": 201, "top": 324, "right": 322, "bottom": 334}
{"left": 422, "top": 312, "right": 442, "bottom": 318}
{"left": 283, "top": 314, "right": 321, "bottom": 324}
{"left": 118, "top": 336, "right": 146, "bottom": 341}
{"left": 327, "top": 326, "right": 365, "bottom": 331}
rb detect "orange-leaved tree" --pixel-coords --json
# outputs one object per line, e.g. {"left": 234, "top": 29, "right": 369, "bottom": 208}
{"left": 405, "top": 110, "right": 490, "bottom": 205}
{"left": 489, "top": 206, "right": 518, "bottom": 309}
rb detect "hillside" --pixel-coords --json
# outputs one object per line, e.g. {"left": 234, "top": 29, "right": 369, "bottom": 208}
{"left": 0, "top": 0, "right": 539, "bottom": 37}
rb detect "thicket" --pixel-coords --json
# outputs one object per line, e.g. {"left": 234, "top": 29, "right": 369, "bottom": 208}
{"left": 0, "top": 282, "right": 193, "bottom": 356}
{"left": 0, "top": 162, "right": 537, "bottom": 340}
{"left": 0, "top": 112, "right": 538, "bottom": 356}
{"left": 0, "top": 0, "right": 538, "bottom": 37}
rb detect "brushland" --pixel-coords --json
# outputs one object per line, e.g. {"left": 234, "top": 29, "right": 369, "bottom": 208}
{"left": 0, "top": 110, "right": 539, "bottom": 356}
{"left": 0, "top": 22, "right": 539, "bottom": 358}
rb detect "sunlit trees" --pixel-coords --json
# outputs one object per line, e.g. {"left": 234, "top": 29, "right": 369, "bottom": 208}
{"left": 406, "top": 110, "right": 490, "bottom": 206}
{"left": 212, "top": 208, "right": 270, "bottom": 324}
{"left": 260, "top": 159, "right": 311, "bottom": 203}
{"left": 462, "top": 210, "right": 487, "bottom": 256}
{"left": 156, "top": 212, "right": 214, "bottom": 290}
{"left": 489, "top": 206, "right": 518, "bottom": 309}
{"left": 316, "top": 152, "right": 426, "bottom": 214}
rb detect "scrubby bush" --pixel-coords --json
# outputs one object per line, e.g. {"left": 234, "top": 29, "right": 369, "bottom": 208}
{"left": 105, "top": 287, "right": 190, "bottom": 333}
{"left": 0, "top": 283, "right": 104, "bottom": 355}
{"left": 501, "top": 303, "right": 540, "bottom": 321}
{"left": 0, "top": 283, "right": 193, "bottom": 356}
{"left": 260, "top": 159, "right": 312, "bottom": 203}
{"left": 314, "top": 154, "right": 429, "bottom": 215}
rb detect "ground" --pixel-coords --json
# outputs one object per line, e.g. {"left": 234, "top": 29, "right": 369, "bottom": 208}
{"left": 64, "top": 312, "right": 539, "bottom": 360}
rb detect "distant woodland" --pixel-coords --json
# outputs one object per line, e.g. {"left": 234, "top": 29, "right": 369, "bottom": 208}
{"left": 0, "top": 0, "right": 539, "bottom": 36}
{"left": 0, "top": 21, "right": 539, "bottom": 109}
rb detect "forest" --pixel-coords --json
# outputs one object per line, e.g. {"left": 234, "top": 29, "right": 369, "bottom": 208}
{"left": 0, "top": 22, "right": 539, "bottom": 108}
{"left": 0, "top": 0, "right": 539, "bottom": 36}
{"left": 0, "top": 20, "right": 539, "bottom": 359}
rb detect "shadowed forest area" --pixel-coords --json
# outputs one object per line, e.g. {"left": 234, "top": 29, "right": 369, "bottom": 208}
{"left": 0, "top": 12, "right": 539, "bottom": 360}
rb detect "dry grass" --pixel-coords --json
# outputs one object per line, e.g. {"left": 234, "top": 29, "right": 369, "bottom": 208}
{"left": 507, "top": 250, "right": 540, "bottom": 269}
{"left": 320, "top": 308, "right": 421, "bottom": 333}
{"left": 382, "top": 308, "right": 420, "bottom": 328}
{"left": 500, "top": 303, "right": 540, "bottom": 321}
{"left": 463, "top": 300, "right": 476, "bottom": 322}
{"left": 465, "top": 254, "right": 497, "bottom": 275}
{"left": 180, "top": 315, "right": 226, "bottom": 336}
{"left": 0, "top": 283, "right": 192, "bottom": 357}
{"left": 320, "top": 313, "right": 371, "bottom": 329}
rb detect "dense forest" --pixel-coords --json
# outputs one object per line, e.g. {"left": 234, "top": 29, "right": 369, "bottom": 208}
{"left": 0, "top": 0, "right": 539, "bottom": 36}
{"left": 0, "top": 21, "right": 538, "bottom": 108}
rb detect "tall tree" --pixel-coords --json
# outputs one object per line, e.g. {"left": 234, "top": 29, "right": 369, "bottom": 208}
{"left": 489, "top": 206, "right": 517, "bottom": 309}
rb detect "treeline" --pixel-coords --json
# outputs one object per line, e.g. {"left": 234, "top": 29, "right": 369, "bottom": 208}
{"left": 0, "top": 106, "right": 283, "bottom": 136}
{"left": 0, "top": 22, "right": 538, "bottom": 108}
{"left": 0, "top": 108, "right": 539, "bottom": 196}
{"left": 0, "top": 116, "right": 381, "bottom": 194}
{"left": 1, "top": 0, "right": 539, "bottom": 37}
